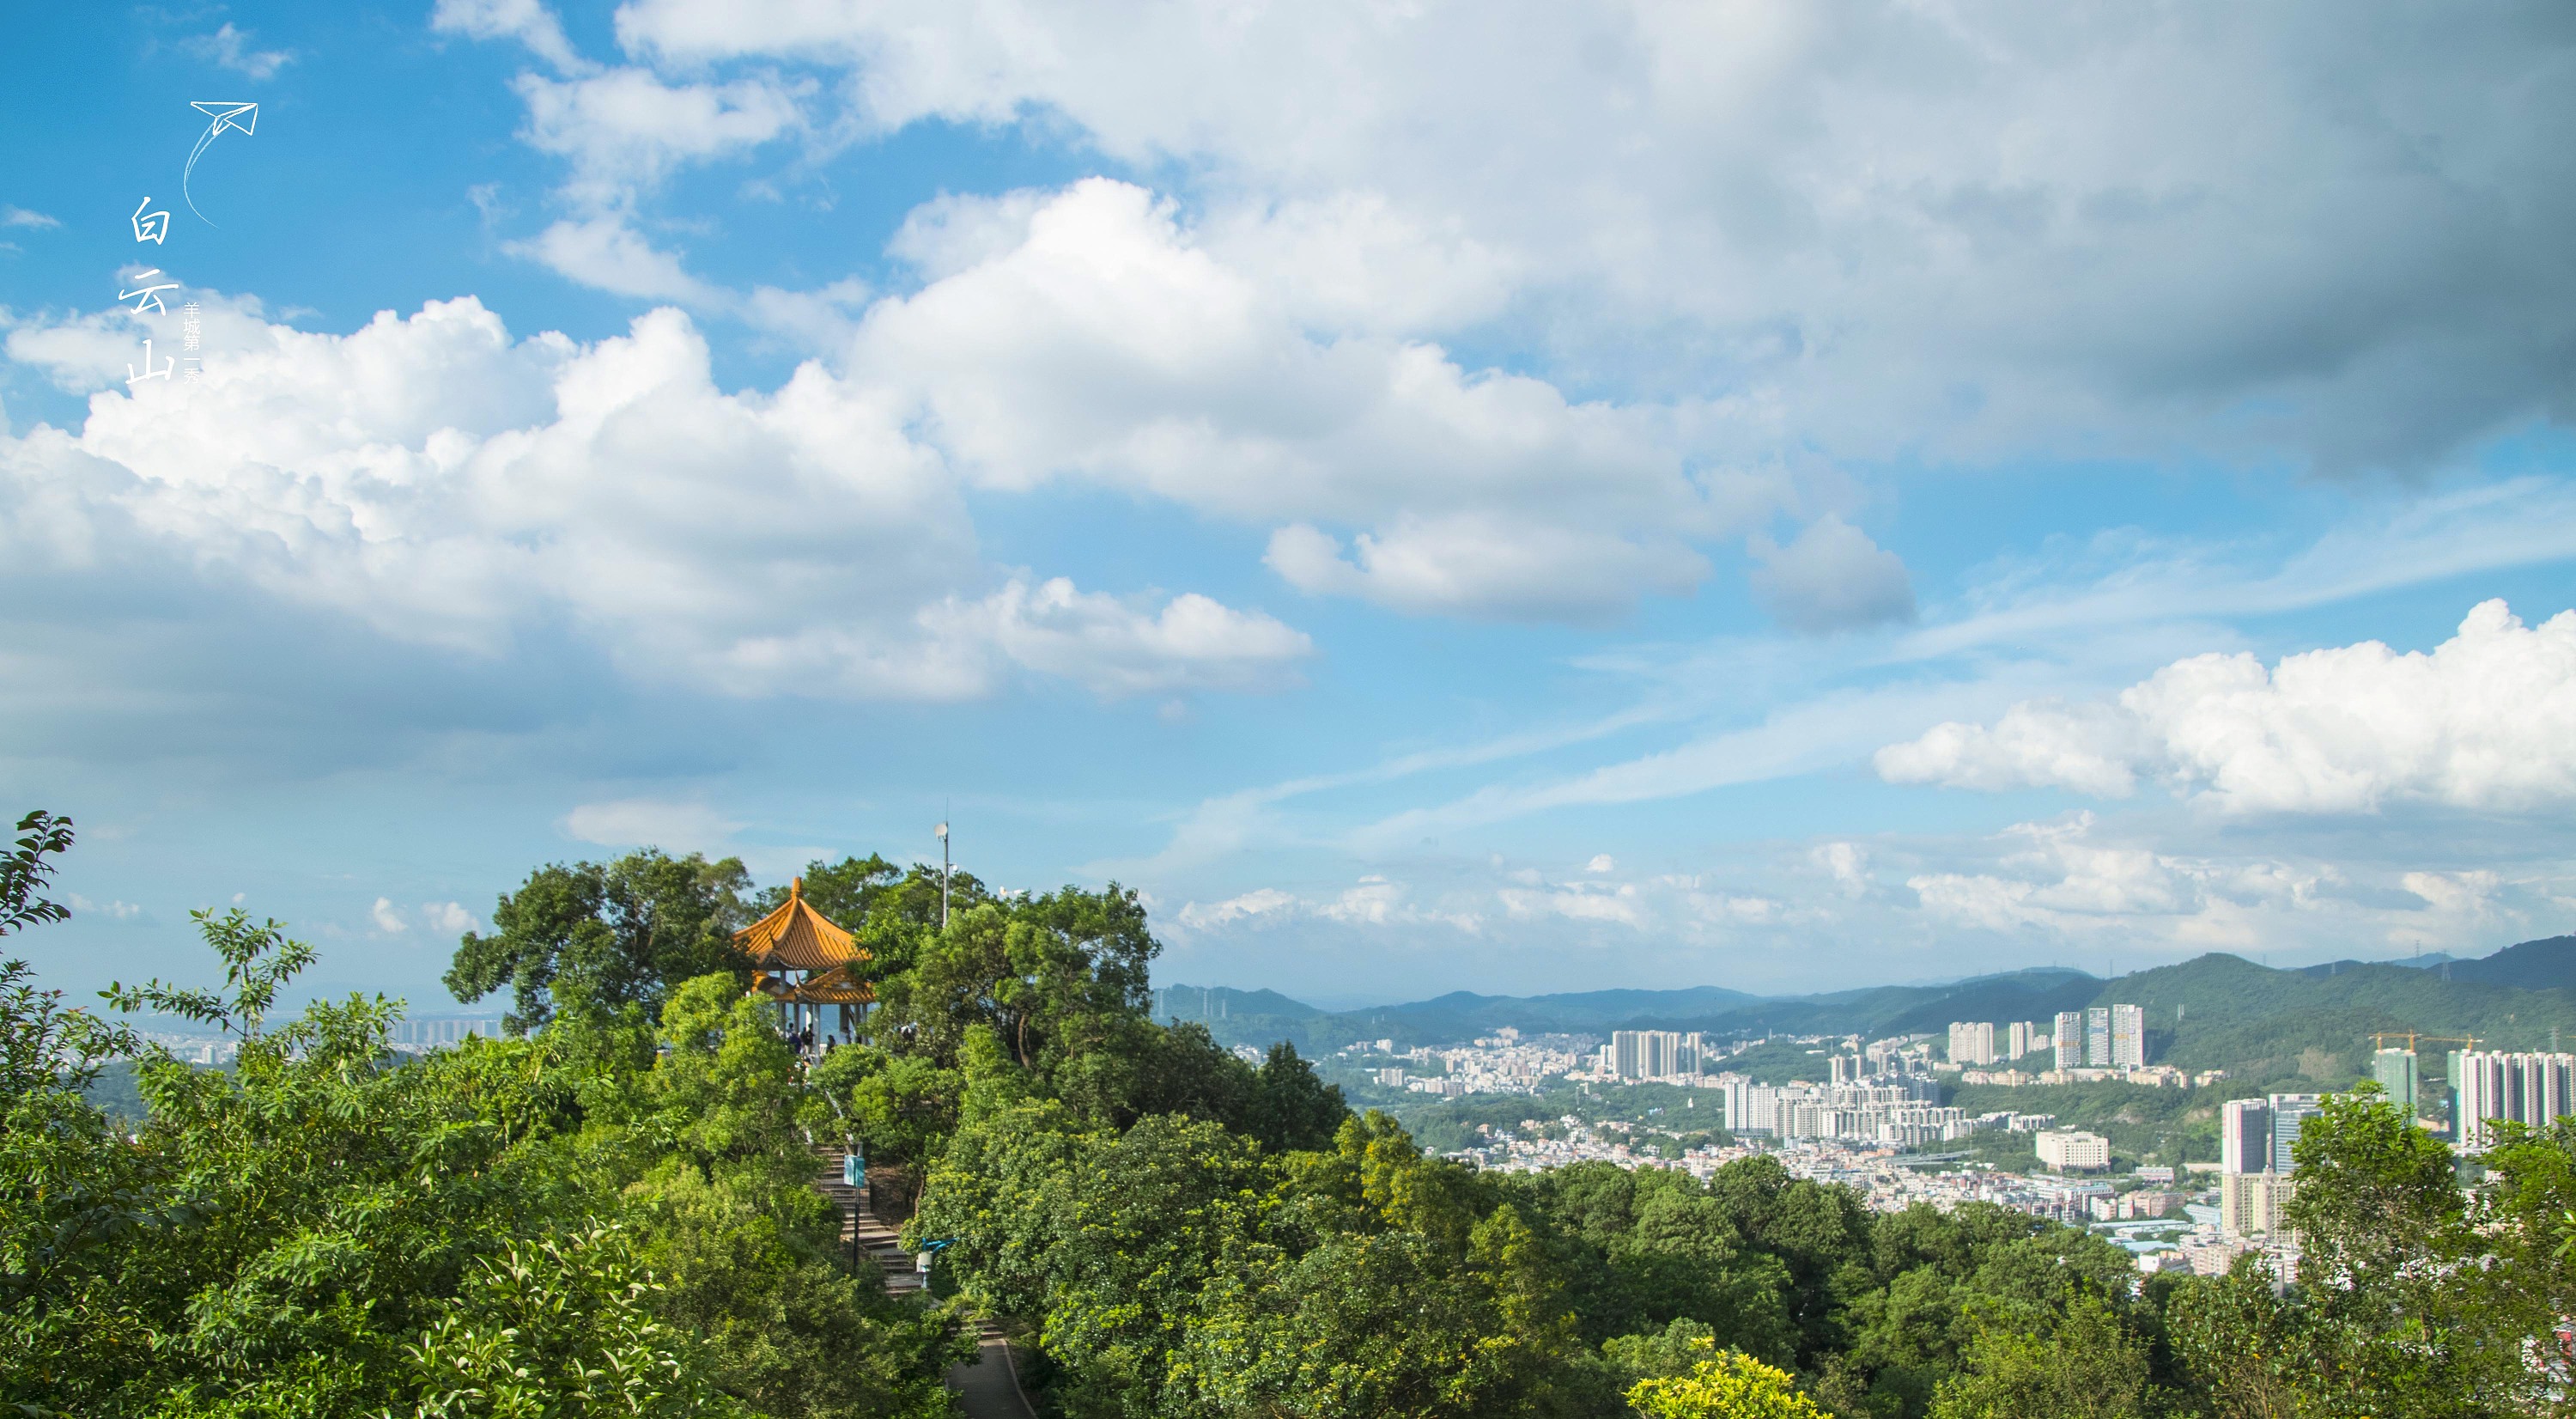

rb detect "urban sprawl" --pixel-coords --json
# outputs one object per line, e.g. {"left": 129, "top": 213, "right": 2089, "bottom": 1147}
{"left": 1337, "top": 1006, "right": 2576, "bottom": 1281}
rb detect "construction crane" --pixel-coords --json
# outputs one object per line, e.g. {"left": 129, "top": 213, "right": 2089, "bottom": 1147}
{"left": 2368, "top": 1032, "right": 2481, "bottom": 1053}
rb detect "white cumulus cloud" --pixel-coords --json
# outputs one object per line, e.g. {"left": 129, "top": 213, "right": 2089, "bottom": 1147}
{"left": 0, "top": 294, "right": 1308, "bottom": 703}
{"left": 607, "top": 0, "right": 2576, "bottom": 474}
{"left": 423, "top": 901, "right": 482, "bottom": 935}
{"left": 857, "top": 179, "right": 1757, "bottom": 620}
{"left": 1878, "top": 600, "right": 2576, "bottom": 814}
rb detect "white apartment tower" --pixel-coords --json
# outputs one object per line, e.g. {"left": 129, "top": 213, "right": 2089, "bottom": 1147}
{"left": 2086, "top": 1007, "right": 2112, "bottom": 1068}
{"left": 1947, "top": 1020, "right": 1998, "bottom": 1066}
{"left": 2111, "top": 1003, "right": 2146, "bottom": 1069}
{"left": 2054, "top": 1012, "right": 2083, "bottom": 1072}
{"left": 2454, "top": 1051, "right": 2576, "bottom": 1150}
{"left": 1609, "top": 1030, "right": 1697, "bottom": 1081}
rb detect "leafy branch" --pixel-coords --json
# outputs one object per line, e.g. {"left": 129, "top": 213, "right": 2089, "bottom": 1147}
{"left": 1, "top": 810, "right": 74, "bottom": 939}
{"left": 102, "top": 908, "right": 316, "bottom": 1039}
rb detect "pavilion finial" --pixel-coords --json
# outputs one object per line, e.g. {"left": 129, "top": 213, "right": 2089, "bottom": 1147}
{"left": 792, "top": 876, "right": 803, "bottom": 898}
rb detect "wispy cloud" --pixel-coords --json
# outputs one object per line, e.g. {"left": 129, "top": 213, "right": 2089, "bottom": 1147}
{"left": 1170, "top": 477, "right": 2576, "bottom": 858}
{"left": 1, "top": 207, "right": 59, "bottom": 229}
{"left": 185, "top": 23, "right": 295, "bottom": 82}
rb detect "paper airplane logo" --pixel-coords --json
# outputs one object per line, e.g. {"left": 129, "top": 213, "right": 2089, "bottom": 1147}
{"left": 190, "top": 101, "right": 258, "bottom": 136}
{"left": 183, "top": 101, "right": 263, "bottom": 224}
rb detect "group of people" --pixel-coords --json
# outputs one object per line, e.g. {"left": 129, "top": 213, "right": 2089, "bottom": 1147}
{"left": 785, "top": 1026, "right": 844, "bottom": 1058}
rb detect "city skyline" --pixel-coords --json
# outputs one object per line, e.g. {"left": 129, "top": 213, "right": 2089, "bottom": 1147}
{"left": 7, "top": 3, "right": 2576, "bottom": 1010}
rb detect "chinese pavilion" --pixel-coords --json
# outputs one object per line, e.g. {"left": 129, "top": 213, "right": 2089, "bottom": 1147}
{"left": 732, "top": 877, "right": 874, "bottom": 1045}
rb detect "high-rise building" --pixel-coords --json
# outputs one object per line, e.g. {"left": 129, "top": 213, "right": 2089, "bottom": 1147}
{"left": 2221, "top": 1098, "right": 2271, "bottom": 1175}
{"left": 2110, "top": 1003, "right": 2145, "bottom": 1069}
{"left": 2218, "top": 1094, "right": 2297, "bottom": 1239}
{"left": 2008, "top": 1021, "right": 2032, "bottom": 1059}
{"left": 2086, "top": 1007, "right": 2112, "bottom": 1068}
{"left": 2055, "top": 1012, "right": 2084, "bottom": 1072}
{"left": 2454, "top": 1051, "right": 2576, "bottom": 1149}
{"left": 1947, "top": 1020, "right": 1997, "bottom": 1066}
{"left": 2371, "top": 1048, "right": 2419, "bottom": 1114}
{"left": 1719, "top": 1075, "right": 1764, "bottom": 1132}
{"left": 2269, "top": 1093, "right": 2322, "bottom": 1173}
{"left": 1610, "top": 1030, "right": 1690, "bottom": 1080}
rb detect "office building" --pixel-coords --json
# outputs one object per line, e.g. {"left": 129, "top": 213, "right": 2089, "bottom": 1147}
{"left": 2454, "top": 1051, "right": 2576, "bottom": 1149}
{"left": 2055, "top": 1012, "right": 2084, "bottom": 1072}
{"left": 2037, "top": 1130, "right": 2111, "bottom": 1172}
{"left": 2269, "top": 1093, "right": 2321, "bottom": 1173}
{"left": 2086, "top": 1007, "right": 2112, "bottom": 1068}
{"left": 1947, "top": 1020, "right": 1997, "bottom": 1066}
{"left": 2371, "top": 1048, "right": 2419, "bottom": 1114}
{"left": 2111, "top": 1003, "right": 2145, "bottom": 1069}
{"left": 2221, "top": 1098, "right": 2271, "bottom": 1176}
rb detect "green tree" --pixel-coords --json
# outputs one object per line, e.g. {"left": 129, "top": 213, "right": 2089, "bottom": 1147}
{"left": 2477, "top": 1113, "right": 2576, "bottom": 1379}
{"left": 4, "top": 818, "right": 965, "bottom": 1419}
{"left": 446, "top": 850, "right": 753, "bottom": 1032}
{"left": 1926, "top": 1299, "right": 2148, "bottom": 1419}
{"left": 1625, "top": 1341, "right": 1830, "bottom": 1419}
{"left": 2258, "top": 1082, "right": 2518, "bottom": 1416}
{"left": 647, "top": 972, "right": 806, "bottom": 1179}
{"left": 2162, "top": 1257, "right": 2314, "bottom": 1419}
{"left": 399, "top": 1226, "right": 739, "bottom": 1419}
{"left": 1242, "top": 1041, "right": 1349, "bottom": 1154}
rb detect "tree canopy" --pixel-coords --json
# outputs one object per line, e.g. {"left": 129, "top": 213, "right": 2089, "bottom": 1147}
{"left": 12, "top": 819, "right": 2576, "bottom": 1418}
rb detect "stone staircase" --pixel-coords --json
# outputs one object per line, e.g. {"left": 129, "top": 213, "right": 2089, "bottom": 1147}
{"left": 811, "top": 1144, "right": 925, "bottom": 1295}
{"left": 810, "top": 1144, "right": 1033, "bottom": 1416}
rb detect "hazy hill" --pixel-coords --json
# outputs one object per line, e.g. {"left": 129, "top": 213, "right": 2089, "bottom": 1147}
{"left": 2424, "top": 934, "right": 2576, "bottom": 990}
{"left": 1175, "top": 933, "right": 2576, "bottom": 1084}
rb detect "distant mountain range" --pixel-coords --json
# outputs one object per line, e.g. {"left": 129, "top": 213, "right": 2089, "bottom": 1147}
{"left": 1165, "top": 935, "right": 2576, "bottom": 1084}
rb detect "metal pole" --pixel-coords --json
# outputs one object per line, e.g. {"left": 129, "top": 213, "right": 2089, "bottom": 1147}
{"left": 937, "top": 819, "right": 951, "bottom": 929}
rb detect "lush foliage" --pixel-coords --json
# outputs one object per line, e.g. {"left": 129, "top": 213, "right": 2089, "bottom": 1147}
{"left": 445, "top": 849, "right": 756, "bottom": 1031}
{"left": 2, "top": 821, "right": 963, "bottom": 1418}
{"left": 1628, "top": 1343, "right": 1829, "bottom": 1419}
{"left": 18, "top": 822, "right": 2576, "bottom": 1418}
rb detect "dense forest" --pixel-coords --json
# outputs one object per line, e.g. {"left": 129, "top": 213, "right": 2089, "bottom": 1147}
{"left": 10, "top": 809, "right": 2576, "bottom": 1417}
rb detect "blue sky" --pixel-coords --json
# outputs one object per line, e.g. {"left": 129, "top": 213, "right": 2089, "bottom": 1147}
{"left": 5, "top": 2, "right": 2575, "bottom": 1010}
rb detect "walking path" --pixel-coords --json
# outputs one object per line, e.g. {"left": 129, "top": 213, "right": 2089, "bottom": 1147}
{"left": 811, "top": 1146, "right": 1035, "bottom": 1418}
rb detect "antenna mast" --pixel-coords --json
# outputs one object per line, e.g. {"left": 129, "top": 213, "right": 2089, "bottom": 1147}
{"left": 936, "top": 817, "right": 951, "bottom": 930}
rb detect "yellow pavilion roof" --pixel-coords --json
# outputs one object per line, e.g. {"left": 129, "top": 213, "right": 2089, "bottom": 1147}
{"left": 787, "top": 963, "right": 876, "bottom": 1005}
{"left": 734, "top": 878, "right": 871, "bottom": 972}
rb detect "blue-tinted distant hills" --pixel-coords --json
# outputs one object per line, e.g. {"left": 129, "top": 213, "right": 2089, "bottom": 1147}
{"left": 1173, "top": 934, "right": 2576, "bottom": 1081}
{"left": 2407, "top": 934, "right": 2576, "bottom": 990}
